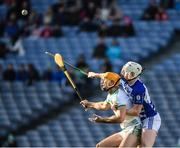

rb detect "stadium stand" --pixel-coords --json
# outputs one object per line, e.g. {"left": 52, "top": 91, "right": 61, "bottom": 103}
{"left": 0, "top": 0, "right": 180, "bottom": 147}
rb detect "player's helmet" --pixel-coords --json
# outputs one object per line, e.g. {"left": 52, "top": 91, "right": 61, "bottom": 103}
{"left": 100, "top": 72, "right": 120, "bottom": 91}
{"left": 121, "top": 61, "right": 143, "bottom": 81}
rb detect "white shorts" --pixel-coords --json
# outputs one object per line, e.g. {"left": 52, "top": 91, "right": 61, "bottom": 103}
{"left": 119, "top": 118, "right": 142, "bottom": 139}
{"left": 142, "top": 113, "right": 161, "bottom": 133}
{"left": 119, "top": 124, "right": 141, "bottom": 139}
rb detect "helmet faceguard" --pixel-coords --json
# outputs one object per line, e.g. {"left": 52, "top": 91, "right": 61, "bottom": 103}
{"left": 121, "top": 61, "right": 143, "bottom": 81}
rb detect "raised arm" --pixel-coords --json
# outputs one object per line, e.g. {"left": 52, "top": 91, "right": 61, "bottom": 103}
{"left": 88, "top": 72, "right": 106, "bottom": 79}
{"left": 80, "top": 100, "right": 111, "bottom": 111}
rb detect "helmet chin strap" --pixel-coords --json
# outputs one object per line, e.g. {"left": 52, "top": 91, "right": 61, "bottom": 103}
{"left": 106, "top": 78, "right": 121, "bottom": 92}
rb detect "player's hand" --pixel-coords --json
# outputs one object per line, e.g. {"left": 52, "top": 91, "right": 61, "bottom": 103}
{"left": 88, "top": 114, "right": 103, "bottom": 123}
{"left": 88, "top": 72, "right": 98, "bottom": 78}
{"left": 111, "top": 102, "right": 118, "bottom": 110}
{"left": 80, "top": 100, "right": 90, "bottom": 109}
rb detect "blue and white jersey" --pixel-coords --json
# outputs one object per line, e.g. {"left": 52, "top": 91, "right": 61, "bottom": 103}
{"left": 120, "top": 78, "right": 157, "bottom": 121}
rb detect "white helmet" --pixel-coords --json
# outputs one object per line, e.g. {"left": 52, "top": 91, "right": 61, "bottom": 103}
{"left": 121, "top": 61, "right": 143, "bottom": 80}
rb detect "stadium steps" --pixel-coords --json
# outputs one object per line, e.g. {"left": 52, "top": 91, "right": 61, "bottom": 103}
{"left": 141, "top": 32, "right": 180, "bottom": 67}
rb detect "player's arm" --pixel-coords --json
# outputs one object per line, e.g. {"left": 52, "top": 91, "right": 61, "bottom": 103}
{"left": 126, "top": 104, "right": 143, "bottom": 116}
{"left": 87, "top": 72, "right": 105, "bottom": 79}
{"left": 80, "top": 100, "right": 111, "bottom": 111}
{"left": 90, "top": 106, "right": 126, "bottom": 123}
{"left": 126, "top": 91, "right": 144, "bottom": 116}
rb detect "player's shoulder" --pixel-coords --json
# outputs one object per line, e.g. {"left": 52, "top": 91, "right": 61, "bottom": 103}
{"left": 132, "top": 79, "right": 145, "bottom": 94}
{"left": 117, "top": 88, "right": 128, "bottom": 99}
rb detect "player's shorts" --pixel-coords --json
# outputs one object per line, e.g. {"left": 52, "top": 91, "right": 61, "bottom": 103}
{"left": 119, "top": 118, "right": 142, "bottom": 139}
{"left": 142, "top": 113, "right": 161, "bottom": 133}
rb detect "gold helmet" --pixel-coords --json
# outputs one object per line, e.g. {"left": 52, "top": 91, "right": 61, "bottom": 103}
{"left": 100, "top": 72, "right": 120, "bottom": 91}
{"left": 102, "top": 72, "right": 120, "bottom": 85}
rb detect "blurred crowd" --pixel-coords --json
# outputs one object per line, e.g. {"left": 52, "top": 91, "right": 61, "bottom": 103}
{"left": 0, "top": 0, "right": 175, "bottom": 85}
{"left": 141, "top": 0, "right": 174, "bottom": 21}
{"left": 0, "top": 0, "right": 136, "bottom": 40}
{"left": 0, "top": 0, "right": 175, "bottom": 40}
{"left": 0, "top": 53, "right": 112, "bottom": 94}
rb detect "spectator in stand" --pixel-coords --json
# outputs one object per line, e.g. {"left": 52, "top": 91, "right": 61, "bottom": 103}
{"left": 27, "top": 64, "right": 40, "bottom": 85}
{"left": 0, "top": 20, "right": 4, "bottom": 37}
{"left": 8, "top": 35, "right": 25, "bottom": 56}
{"left": 24, "top": 10, "right": 41, "bottom": 37}
{"left": 96, "top": 0, "right": 112, "bottom": 22}
{"left": 28, "top": 10, "right": 40, "bottom": 26}
{"left": 98, "top": 23, "right": 108, "bottom": 37}
{"left": 121, "top": 16, "right": 135, "bottom": 37}
{"left": 43, "top": 66, "right": 52, "bottom": 81}
{"left": 83, "top": 1, "right": 97, "bottom": 21}
{"left": 43, "top": 7, "right": 54, "bottom": 26}
{"left": 78, "top": 1, "right": 99, "bottom": 32}
{"left": 75, "top": 54, "right": 92, "bottom": 95}
{"left": 16, "top": 64, "right": 28, "bottom": 81}
{"left": 92, "top": 37, "right": 107, "bottom": 59}
{"left": 3, "top": 63, "right": 16, "bottom": 81}
{"left": 52, "top": 24, "right": 63, "bottom": 37}
{"left": 52, "top": 0, "right": 64, "bottom": 13}
{"left": 107, "top": 20, "right": 122, "bottom": 37}
{"left": 0, "top": 64, "right": 3, "bottom": 81}
{"left": 0, "top": 41, "right": 9, "bottom": 59}
{"left": 160, "top": 0, "right": 174, "bottom": 9}
{"left": 108, "top": 0, "right": 123, "bottom": 21}
{"left": 52, "top": 66, "right": 65, "bottom": 84}
{"left": 40, "top": 24, "right": 53, "bottom": 38}
{"left": 76, "top": 54, "right": 89, "bottom": 70}
{"left": 141, "top": 0, "right": 159, "bottom": 20}
{"left": 78, "top": 16, "right": 98, "bottom": 32}
{"left": 106, "top": 39, "right": 121, "bottom": 61}
{"left": 4, "top": 12, "right": 19, "bottom": 38}
{"left": 53, "top": 2, "right": 67, "bottom": 26}
{"left": 101, "top": 57, "right": 112, "bottom": 72}
{"left": 30, "top": 23, "right": 42, "bottom": 38}
{"left": 65, "top": 0, "right": 81, "bottom": 26}
{"left": 155, "top": 7, "right": 168, "bottom": 21}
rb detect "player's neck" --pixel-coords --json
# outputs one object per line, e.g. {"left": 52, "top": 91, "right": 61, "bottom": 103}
{"left": 108, "top": 86, "right": 119, "bottom": 94}
{"left": 128, "top": 78, "right": 138, "bottom": 86}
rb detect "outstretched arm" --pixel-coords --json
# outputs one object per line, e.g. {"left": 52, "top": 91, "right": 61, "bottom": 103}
{"left": 89, "top": 106, "right": 126, "bottom": 124}
{"left": 80, "top": 100, "right": 111, "bottom": 111}
{"left": 88, "top": 72, "right": 105, "bottom": 79}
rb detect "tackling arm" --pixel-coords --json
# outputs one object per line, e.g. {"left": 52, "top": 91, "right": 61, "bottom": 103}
{"left": 126, "top": 104, "right": 143, "bottom": 116}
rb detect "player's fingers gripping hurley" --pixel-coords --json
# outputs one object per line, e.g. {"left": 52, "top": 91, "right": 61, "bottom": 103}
{"left": 88, "top": 114, "right": 99, "bottom": 122}
{"left": 88, "top": 72, "right": 97, "bottom": 78}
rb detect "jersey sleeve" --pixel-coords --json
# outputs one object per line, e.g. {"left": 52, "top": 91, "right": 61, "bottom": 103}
{"left": 132, "top": 87, "right": 145, "bottom": 105}
{"left": 104, "top": 95, "right": 110, "bottom": 104}
{"left": 116, "top": 90, "right": 127, "bottom": 107}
